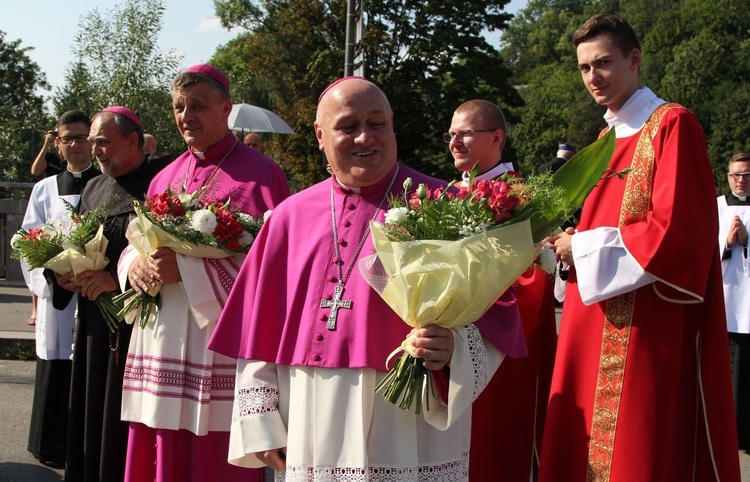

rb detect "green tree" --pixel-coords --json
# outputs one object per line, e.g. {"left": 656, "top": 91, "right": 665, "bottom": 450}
{"left": 501, "top": 0, "right": 750, "bottom": 186}
{"left": 61, "top": 0, "right": 184, "bottom": 156}
{"left": 211, "top": 34, "right": 280, "bottom": 108}
{"left": 500, "top": 0, "right": 599, "bottom": 173}
{"left": 0, "top": 31, "right": 53, "bottom": 184}
{"left": 648, "top": 0, "right": 750, "bottom": 188}
{"left": 214, "top": 0, "right": 523, "bottom": 190}
{"left": 53, "top": 60, "right": 97, "bottom": 116}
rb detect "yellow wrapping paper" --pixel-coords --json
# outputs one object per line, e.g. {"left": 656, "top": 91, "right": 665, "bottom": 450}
{"left": 43, "top": 224, "right": 110, "bottom": 275}
{"left": 368, "top": 218, "right": 535, "bottom": 330}
{"left": 127, "top": 208, "right": 235, "bottom": 261}
{"left": 123, "top": 208, "right": 237, "bottom": 303}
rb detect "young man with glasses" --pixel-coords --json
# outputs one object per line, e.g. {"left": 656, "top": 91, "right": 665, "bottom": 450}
{"left": 444, "top": 100, "right": 514, "bottom": 182}
{"left": 719, "top": 152, "right": 750, "bottom": 451}
{"left": 21, "top": 110, "right": 99, "bottom": 468}
{"left": 446, "top": 99, "right": 557, "bottom": 482}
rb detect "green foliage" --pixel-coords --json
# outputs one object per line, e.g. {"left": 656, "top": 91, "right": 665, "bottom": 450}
{"left": 65, "top": 194, "right": 120, "bottom": 249}
{"left": 10, "top": 226, "right": 65, "bottom": 269}
{"left": 210, "top": 34, "right": 281, "bottom": 108}
{"left": 213, "top": 0, "right": 523, "bottom": 190}
{"left": 0, "top": 31, "right": 54, "bottom": 184}
{"left": 61, "top": 0, "right": 185, "bottom": 157}
{"left": 500, "top": 0, "right": 750, "bottom": 192}
{"left": 53, "top": 61, "right": 97, "bottom": 116}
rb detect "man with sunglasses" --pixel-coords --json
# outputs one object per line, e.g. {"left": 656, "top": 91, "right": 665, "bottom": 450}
{"left": 21, "top": 110, "right": 99, "bottom": 468}
{"left": 719, "top": 152, "right": 750, "bottom": 451}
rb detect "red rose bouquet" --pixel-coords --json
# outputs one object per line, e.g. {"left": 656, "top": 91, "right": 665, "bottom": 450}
{"left": 362, "top": 130, "right": 617, "bottom": 413}
{"left": 114, "top": 187, "right": 265, "bottom": 328}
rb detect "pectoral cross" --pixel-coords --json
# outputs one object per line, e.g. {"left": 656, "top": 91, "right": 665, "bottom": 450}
{"left": 320, "top": 284, "right": 352, "bottom": 330}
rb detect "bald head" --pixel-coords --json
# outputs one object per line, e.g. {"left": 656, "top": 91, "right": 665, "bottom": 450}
{"left": 243, "top": 133, "right": 263, "bottom": 152}
{"left": 314, "top": 77, "right": 397, "bottom": 188}
{"left": 143, "top": 133, "right": 156, "bottom": 155}
{"left": 316, "top": 78, "right": 391, "bottom": 122}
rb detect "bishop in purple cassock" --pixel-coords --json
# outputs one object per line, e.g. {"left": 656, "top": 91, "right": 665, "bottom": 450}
{"left": 208, "top": 77, "right": 525, "bottom": 481}
{"left": 117, "top": 64, "right": 290, "bottom": 482}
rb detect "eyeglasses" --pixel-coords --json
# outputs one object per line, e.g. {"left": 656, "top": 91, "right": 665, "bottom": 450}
{"left": 728, "top": 172, "right": 750, "bottom": 181}
{"left": 442, "top": 129, "right": 496, "bottom": 143}
{"left": 58, "top": 135, "right": 90, "bottom": 145}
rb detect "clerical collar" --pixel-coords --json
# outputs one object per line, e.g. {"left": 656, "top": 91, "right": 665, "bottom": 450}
{"left": 333, "top": 163, "right": 399, "bottom": 197}
{"left": 67, "top": 162, "right": 94, "bottom": 178}
{"left": 190, "top": 131, "right": 233, "bottom": 161}
{"left": 604, "top": 87, "right": 667, "bottom": 138}
{"left": 336, "top": 178, "right": 361, "bottom": 194}
{"left": 461, "top": 162, "right": 514, "bottom": 184}
{"left": 732, "top": 192, "right": 748, "bottom": 202}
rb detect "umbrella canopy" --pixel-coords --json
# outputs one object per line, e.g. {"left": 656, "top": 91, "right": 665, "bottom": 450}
{"left": 228, "top": 103, "right": 295, "bottom": 134}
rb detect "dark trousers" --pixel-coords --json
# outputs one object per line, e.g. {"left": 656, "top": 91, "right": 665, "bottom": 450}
{"left": 730, "top": 332, "right": 750, "bottom": 449}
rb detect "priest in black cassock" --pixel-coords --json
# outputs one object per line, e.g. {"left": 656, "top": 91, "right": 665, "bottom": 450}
{"left": 53, "top": 106, "right": 160, "bottom": 482}
{"left": 22, "top": 110, "right": 99, "bottom": 468}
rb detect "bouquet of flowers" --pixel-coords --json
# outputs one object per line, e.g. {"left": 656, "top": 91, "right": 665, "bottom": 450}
{"left": 11, "top": 195, "right": 124, "bottom": 332}
{"left": 113, "top": 187, "right": 265, "bottom": 328}
{"left": 361, "top": 129, "right": 616, "bottom": 413}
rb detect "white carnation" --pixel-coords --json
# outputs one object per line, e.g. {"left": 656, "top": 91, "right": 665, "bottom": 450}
{"left": 263, "top": 210, "right": 273, "bottom": 222}
{"left": 50, "top": 216, "right": 74, "bottom": 236}
{"left": 190, "top": 209, "right": 217, "bottom": 234}
{"left": 236, "top": 212, "right": 253, "bottom": 224}
{"left": 385, "top": 207, "right": 409, "bottom": 225}
{"left": 239, "top": 231, "right": 255, "bottom": 247}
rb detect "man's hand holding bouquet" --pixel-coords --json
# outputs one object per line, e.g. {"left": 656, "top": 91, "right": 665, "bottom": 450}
{"left": 11, "top": 195, "right": 124, "bottom": 331}
{"left": 114, "top": 187, "right": 265, "bottom": 328}
{"left": 360, "top": 130, "right": 616, "bottom": 413}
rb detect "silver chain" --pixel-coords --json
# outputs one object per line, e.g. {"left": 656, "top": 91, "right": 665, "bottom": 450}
{"left": 330, "top": 165, "right": 400, "bottom": 286}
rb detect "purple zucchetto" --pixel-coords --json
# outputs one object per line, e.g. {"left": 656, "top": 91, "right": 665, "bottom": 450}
{"left": 102, "top": 106, "right": 141, "bottom": 127}
{"left": 184, "top": 63, "right": 230, "bottom": 90}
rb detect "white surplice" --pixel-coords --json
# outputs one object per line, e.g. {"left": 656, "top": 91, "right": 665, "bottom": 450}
{"left": 21, "top": 176, "right": 77, "bottom": 360}
{"left": 718, "top": 195, "right": 750, "bottom": 334}
{"left": 118, "top": 249, "right": 245, "bottom": 434}
{"left": 226, "top": 324, "right": 504, "bottom": 481}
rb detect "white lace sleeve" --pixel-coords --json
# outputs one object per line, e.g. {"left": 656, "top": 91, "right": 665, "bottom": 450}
{"left": 423, "top": 325, "right": 505, "bottom": 431}
{"left": 227, "top": 359, "right": 288, "bottom": 468}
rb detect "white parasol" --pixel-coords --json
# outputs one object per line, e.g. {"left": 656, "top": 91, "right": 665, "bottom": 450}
{"left": 228, "top": 103, "right": 295, "bottom": 134}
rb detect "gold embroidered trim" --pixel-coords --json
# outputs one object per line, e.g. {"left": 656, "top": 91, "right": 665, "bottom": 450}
{"left": 586, "top": 103, "right": 681, "bottom": 482}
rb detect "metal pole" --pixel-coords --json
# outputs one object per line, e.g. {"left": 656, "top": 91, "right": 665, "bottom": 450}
{"left": 344, "top": 0, "right": 364, "bottom": 77}
{"left": 344, "top": 0, "right": 357, "bottom": 76}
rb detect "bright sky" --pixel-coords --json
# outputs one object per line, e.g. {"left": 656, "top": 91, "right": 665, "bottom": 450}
{"left": 1, "top": 0, "right": 526, "bottom": 101}
{"left": 1, "top": 0, "right": 242, "bottom": 99}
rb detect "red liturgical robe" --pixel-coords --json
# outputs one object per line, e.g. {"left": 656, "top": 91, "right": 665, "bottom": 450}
{"left": 539, "top": 102, "right": 740, "bottom": 481}
{"left": 470, "top": 265, "right": 557, "bottom": 481}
